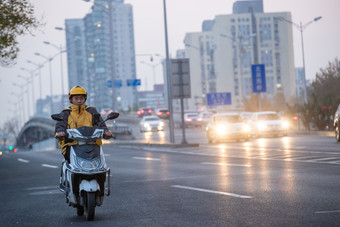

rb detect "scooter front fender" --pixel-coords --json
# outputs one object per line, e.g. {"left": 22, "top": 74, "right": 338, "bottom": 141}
{"left": 79, "top": 179, "right": 100, "bottom": 193}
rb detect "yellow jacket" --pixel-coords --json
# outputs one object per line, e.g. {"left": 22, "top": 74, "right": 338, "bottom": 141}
{"left": 55, "top": 104, "right": 108, "bottom": 155}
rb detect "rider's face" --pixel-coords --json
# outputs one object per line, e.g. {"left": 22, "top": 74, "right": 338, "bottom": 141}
{"left": 71, "top": 95, "right": 86, "bottom": 106}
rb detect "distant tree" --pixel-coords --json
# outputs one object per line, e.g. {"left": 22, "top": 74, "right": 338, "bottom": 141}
{"left": 298, "top": 58, "right": 340, "bottom": 130}
{"left": 0, "top": 0, "right": 39, "bottom": 66}
{"left": 0, "top": 118, "right": 19, "bottom": 138}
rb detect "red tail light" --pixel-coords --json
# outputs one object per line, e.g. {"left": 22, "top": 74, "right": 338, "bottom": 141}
{"left": 148, "top": 109, "right": 152, "bottom": 113}
{"left": 137, "top": 111, "right": 141, "bottom": 115}
{"left": 166, "top": 111, "right": 170, "bottom": 115}
{"left": 108, "top": 110, "right": 113, "bottom": 114}
{"left": 185, "top": 118, "right": 193, "bottom": 122}
{"left": 157, "top": 112, "right": 163, "bottom": 115}
{"left": 141, "top": 110, "right": 145, "bottom": 114}
{"left": 101, "top": 110, "right": 106, "bottom": 114}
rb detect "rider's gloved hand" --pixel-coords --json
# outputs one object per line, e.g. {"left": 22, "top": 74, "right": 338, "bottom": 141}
{"left": 103, "top": 130, "right": 113, "bottom": 139}
{"left": 56, "top": 132, "right": 66, "bottom": 138}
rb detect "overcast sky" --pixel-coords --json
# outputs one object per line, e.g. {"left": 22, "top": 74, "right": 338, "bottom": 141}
{"left": 0, "top": 0, "right": 339, "bottom": 126}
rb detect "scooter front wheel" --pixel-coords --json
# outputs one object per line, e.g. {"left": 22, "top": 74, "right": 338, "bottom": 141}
{"left": 85, "top": 192, "right": 96, "bottom": 221}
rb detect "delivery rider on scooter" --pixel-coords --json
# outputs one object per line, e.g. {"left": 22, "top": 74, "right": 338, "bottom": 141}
{"left": 54, "top": 86, "right": 112, "bottom": 188}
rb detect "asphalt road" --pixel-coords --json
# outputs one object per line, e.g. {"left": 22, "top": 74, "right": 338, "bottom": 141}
{"left": 1, "top": 135, "right": 340, "bottom": 226}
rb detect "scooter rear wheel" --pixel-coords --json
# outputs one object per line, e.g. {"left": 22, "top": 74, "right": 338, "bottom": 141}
{"left": 85, "top": 192, "right": 96, "bottom": 221}
{"left": 77, "top": 206, "right": 84, "bottom": 216}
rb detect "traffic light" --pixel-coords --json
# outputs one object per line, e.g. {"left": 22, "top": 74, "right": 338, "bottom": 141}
{"left": 13, "top": 148, "right": 17, "bottom": 153}
{"left": 9, "top": 146, "right": 13, "bottom": 151}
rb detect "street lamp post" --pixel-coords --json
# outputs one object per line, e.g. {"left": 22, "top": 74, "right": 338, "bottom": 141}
{"left": 140, "top": 61, "right": 161, "bottom": 89}
{"left": 276, "top": 16, "right": 322, "bottom": 104}
{"left": 26, "top": 60, "right": 43, "bottom": 100}
{"left": 43, "top": 41, "right": 66, "bottom": 108}
{"left": 17, "top": 75, "right": 31, "bottom": 118}
{"left": 163, "top": 0, "right": 175, "bottom": 143}
{"left": 35, "top": 52, "right": 54, "bottom": 113}
{"left": 20, "top": 67, "right": 35, "bottom": 115}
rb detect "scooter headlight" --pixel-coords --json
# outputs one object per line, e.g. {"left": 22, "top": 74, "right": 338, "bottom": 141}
{"left": 76, "top": 157, "right": 101, "bottom": 171}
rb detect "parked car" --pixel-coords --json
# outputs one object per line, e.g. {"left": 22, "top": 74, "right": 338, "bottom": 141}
{"left": 198, "top": 111, "right": 213, "bottom": 127}
{"left": 137, "top": 108, "right": 153, "bottom": 118}
{"left": 184, "top": 113, "right": 201, "bottom": 127}
{"left": 249, "top": 111, "right": 289, "bottom": 137}
{"left": 333, "top": 104, "right": 340, "bottom": 142}
{"left": 206, "top": 113, "right": 250, "bottom": 143}
{"left": 156, "top": 109, "right": 170, "bottom": 120}
{"left": 139, "top": 116, "right": 164, "bottom": 132}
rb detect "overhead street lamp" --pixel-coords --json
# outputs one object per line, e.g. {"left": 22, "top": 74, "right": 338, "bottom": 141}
{"left": 276, "top": 16, "right": 322, "bottom": 104}
{"left": 35, "top": 52, "right": 54, "bottom": 113}
{"left": 43, "top": 41, "right": 66, "bottom": 108}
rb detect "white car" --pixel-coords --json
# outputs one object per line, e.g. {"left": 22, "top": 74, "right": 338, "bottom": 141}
{"left": 249, "top": 111, "right": 289, "bottom": 137}
{"left": 206, "top": 113, "right": 250, "bottom": 143}
{"left": 139, "top": 116, "right": 164, "bottom": 132}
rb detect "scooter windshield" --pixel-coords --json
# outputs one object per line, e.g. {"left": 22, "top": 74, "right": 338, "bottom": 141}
{"left": 73, "top": 144, "right": 101, "bottom": 159}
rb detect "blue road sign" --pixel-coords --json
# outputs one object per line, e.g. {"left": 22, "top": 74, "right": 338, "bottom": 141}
{"left": 113, "top": 80, "right": 122, "bottom": 88}
{"left": 127, "top": 79, "right": 141, "bottom": 87}
{"left": 134, "top": 79, "right": 141, "bottom": 86}
{"left": 107, "top": 80, "right": 112, "bottom": 88}
{"left": 252, "top": 64, "right": 266, "bottom": 93}
{"left": 207, "top": 92, "right": 232, "bottom": 106}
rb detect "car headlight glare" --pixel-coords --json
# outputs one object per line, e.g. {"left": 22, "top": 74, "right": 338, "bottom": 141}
{"left": 282, "top": 121, "right": 289, "bottom": 129}
{"left": 144, "top": 123, "right": 150, "bottom": 128}
{"left": 257, "top": 122, "right": 267, "bottom": 130}
{"left": 243, "top": 124, "right": 251, "bottom": 132}
{"left": 216, "top": 125, "right": 227, "bottom": 135}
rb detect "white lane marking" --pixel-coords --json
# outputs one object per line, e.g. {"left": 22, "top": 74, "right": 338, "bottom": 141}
{"left": 26, "top": 186, "right": 58, "bottom": 191}
{"left": 172, "top": 185, "right": 252, "bottom": 199}
{"left": 29, "top": 189, "right": 62, "bottom": 195}
{"left": 104, "top": 154, "right": 110, "bottom": 157}
{"left": 315, "top": 210, "right": 340, "bottom": 214}
{"left": 307, "top": 157, "right": 340, "bottom": 162}
{"left": 201, "top": 162, "right": 251, "bottom": 167}
{"left": 42, "top": 164, "right": 58, "bottom": 169}
{"left": 133, "top": 157, "right": 160, "bottom": 161}
{"left": 18, "top": 158, "right": 30, "bottom": 163}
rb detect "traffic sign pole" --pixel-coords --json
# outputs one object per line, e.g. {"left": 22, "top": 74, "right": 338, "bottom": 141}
{"left": 178, "top": 60, "right": 188, "bottom": 144}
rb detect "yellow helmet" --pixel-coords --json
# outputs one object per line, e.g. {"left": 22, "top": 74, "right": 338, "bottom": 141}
{"left": 68, "top": 86, "right": 87, "bottom": 101}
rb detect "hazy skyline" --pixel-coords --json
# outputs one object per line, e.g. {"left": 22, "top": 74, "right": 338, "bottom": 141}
{"left": 1, "top": 0, "right": 339, "bottom": 126}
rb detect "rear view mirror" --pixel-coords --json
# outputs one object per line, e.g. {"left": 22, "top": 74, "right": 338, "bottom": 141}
{"left": 51, "top": 114, "right": 63, "bottom": 121}
{"left": 107, "top": 112, "right": 119, "bottom": 120}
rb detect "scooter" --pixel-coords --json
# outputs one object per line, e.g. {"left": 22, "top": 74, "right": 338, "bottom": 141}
{"left": 51, "top": 112, "right": 119, "bottom": 221}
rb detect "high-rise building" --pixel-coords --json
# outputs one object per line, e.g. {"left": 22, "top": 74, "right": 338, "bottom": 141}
{"left": 65, "top": 19, "right": 88, "bottom": 96}
{"left": 184, "top": 3, "right": 296, "bottom": 110}
{"left": 233, "top": 0, "right": 263, "bottom": 14}
{"left": 65, "top": 0, "right": 138, "bottom": 111}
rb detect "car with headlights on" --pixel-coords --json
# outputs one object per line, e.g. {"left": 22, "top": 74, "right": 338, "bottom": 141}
{"left": 139, "top": 116, "right": 165, "bottom": 132}
{"left": 250, "top": 111, "right": 289, "bottom": 137}
{"left": 206, "top": 113, "right": 250, "bottom": 143}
